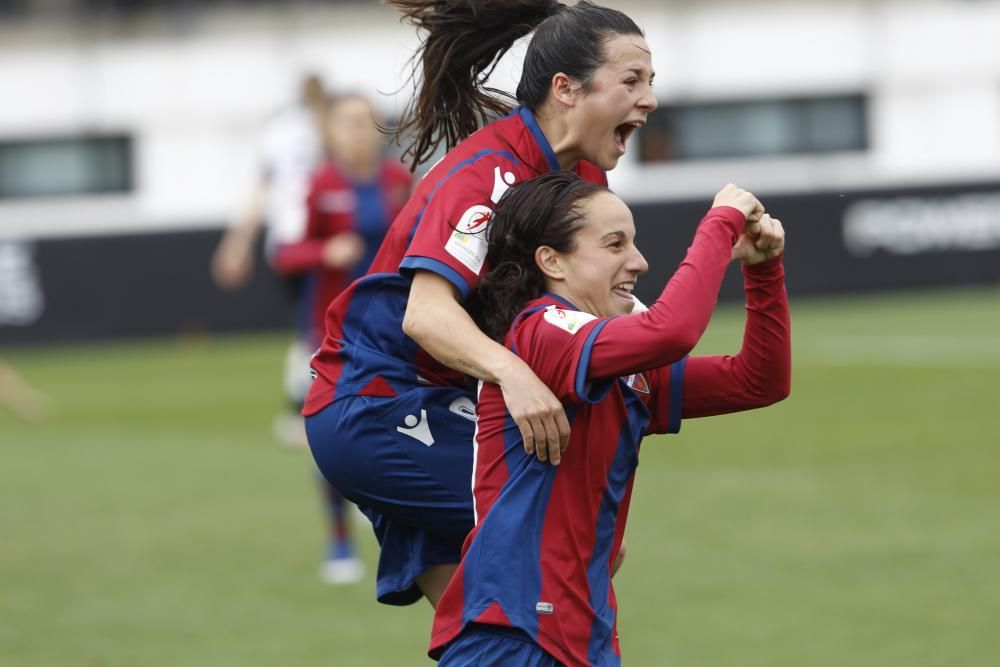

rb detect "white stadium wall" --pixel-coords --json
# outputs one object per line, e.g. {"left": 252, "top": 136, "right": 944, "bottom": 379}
{"left": 0, "top": 0, "right": 998, "bottom": 343}
{"left": 0, "top": 0, "right": 998, "bottom": 236}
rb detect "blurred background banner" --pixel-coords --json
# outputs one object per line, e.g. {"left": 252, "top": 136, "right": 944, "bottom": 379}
{"left": 630, "top": 179, "right": 1000, "bottom": 305}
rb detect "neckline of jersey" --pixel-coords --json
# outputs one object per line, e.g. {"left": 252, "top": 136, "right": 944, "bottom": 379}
{"left": 542, "top": 291, "right": 580, "bottom": 311}
{"left": 517, "top": 106, "right": 562, "bottom": 172}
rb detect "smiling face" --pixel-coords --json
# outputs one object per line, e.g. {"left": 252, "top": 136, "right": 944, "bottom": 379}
{"left": 539, "top": 190, "right": 649, "bottom": 318}
{"left": 567, "top": 34, "right": 657, "bottom": 170}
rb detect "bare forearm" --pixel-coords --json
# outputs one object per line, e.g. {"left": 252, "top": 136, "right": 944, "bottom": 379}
{"left": 403, "top": 269, "right": 572, "bottom": 462}
{"left": 402, "top": 281, "right": 521, "bottom": 384}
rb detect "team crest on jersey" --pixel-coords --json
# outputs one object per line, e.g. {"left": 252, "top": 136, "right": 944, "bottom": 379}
{"left": 445, "top": 204, "right": 492, "bottom": 273}
{"left": 542, "top": 306, "right": 597, "bottom": 335}
{"left": 623, "top": 372, "right": 650, "bottom": 394}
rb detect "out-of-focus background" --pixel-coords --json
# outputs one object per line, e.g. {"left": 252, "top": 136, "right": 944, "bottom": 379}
{"left": 2, "top": 1, "right": 998, "bottom": 665}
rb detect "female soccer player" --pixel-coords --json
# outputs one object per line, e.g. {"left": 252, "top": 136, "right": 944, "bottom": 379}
{"left": 306, "top": 0, "right": 697, "bottom": 607}
{"left": 430, "top": 171, "right": 791, "bottom": 666}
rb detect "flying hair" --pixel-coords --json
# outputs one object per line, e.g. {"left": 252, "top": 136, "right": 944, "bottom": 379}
{"left": 387, "top": 0, "right": 564, "bottom": 170}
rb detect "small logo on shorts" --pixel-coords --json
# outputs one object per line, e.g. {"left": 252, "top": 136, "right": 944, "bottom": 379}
{"left": 448, "top": 396, "right": 477, "bottom": 422}
{"left": 535, "top": 601, "right": 554, "bottom": 615}
{"left": 397, "top": 409, "right": 434, "bottom": 446}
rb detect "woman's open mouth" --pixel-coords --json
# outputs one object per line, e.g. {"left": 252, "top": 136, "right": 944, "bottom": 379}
{"left": 613, "top": 122, "right": 642, "bottom": 152}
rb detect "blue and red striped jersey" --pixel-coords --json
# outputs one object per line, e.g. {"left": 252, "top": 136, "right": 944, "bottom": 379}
{"left": 429, "top": 294, "right": 684, "bottom": 667}
{"left": 303, "top": 107, "right": 607, "bottom": 415}
{"left": 429, "top": 213, "right": 791, "bottom": 665}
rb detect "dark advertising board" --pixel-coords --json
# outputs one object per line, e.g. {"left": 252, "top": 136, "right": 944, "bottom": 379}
{"left": 0, "top": 229, "right": 295, "bottom": 346}
{"left": 630, "top": 180, "right": 1000, "bottom": 304}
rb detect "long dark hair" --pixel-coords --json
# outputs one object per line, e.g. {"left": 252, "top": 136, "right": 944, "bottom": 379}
{"left": 388, "top": 0, "right": 644, "bottom": 169}
{"left": 472, "top": 171, "right": 605, "bottom": 341}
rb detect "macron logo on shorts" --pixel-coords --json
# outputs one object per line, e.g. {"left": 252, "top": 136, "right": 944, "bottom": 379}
{"left": 397, "top": 409, "right": 434, "bottom": 446}
{"left": 448, "top": 396, "right": 477, "bottom": 422}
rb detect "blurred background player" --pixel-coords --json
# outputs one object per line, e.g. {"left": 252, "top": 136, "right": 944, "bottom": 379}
{"left": 274, "top": 93, "right": 412, "bottom": 583}
{"left": 212, "top": 75, "right": 409, "bottom": 584}
{"left": 211, "top": 72, "right": 328, "bottom": 448}
{"left": 210, "top": 72, "right": 338, "bottom": 580}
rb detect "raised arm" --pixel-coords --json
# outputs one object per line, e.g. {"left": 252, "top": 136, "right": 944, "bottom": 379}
{"left": 403, "top": 271, "right": 571, "bottom": 465}
{"left": 584, "top": 187, "right": 759, "bottom": 379}
{"left": 682, "top": 250, "right": 791, "bottom": 417}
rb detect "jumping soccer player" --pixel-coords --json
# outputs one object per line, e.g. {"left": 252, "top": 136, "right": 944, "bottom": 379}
{"left": 306, "top": 1, "right": 665, "bottom": 607}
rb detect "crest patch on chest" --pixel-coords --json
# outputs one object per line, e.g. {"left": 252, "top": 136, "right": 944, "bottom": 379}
{"left": 622, "top": 372, "right": 650, "bottom": 394}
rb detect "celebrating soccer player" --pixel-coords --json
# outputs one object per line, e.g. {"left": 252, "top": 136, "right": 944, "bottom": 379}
{"left": 430, "top": 171, "right": 791, "bottom": 666}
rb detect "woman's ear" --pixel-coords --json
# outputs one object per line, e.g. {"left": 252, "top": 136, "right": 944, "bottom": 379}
{"left": 535, "top": 245, "right": 565, "bottom": 281}
{"left": 550, "top": 72, "right": 578, "bottom": 108}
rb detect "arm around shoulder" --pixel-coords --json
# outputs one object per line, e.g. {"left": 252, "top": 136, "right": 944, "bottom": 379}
{"left": 403, "top": 270, "right": 572, "bottom": 464}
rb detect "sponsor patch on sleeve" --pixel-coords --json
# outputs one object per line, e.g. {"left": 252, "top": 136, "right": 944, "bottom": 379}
{"left": 445, "top": 204, "right": 493, "bottom": 274}
{"left": 542, "top": 306, "right": 597, "bottom": 335}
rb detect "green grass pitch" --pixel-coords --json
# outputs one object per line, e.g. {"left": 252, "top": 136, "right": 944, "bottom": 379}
{"left": 2, "top": 286, "right": 999, "bottom": 665}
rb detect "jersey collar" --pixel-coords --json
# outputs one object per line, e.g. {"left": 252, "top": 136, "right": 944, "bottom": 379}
{"left": 518, "top": 106, "right": 561, "bottom": 172}
{"left": 542, "top": 291, "right": 581, "bottom": 311}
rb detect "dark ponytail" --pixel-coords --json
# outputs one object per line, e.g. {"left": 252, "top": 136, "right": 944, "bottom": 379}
{"left": 389, "top": 1, "right": 643, "bottom": 170}
{"left": 388, "top": 0, "right": 563, "bottom": 170}
{"left": 471, "top": 171, "right": 605, "bottom": 341}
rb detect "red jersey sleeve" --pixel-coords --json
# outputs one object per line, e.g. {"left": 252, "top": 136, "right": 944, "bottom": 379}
{"left": 642, "top": 255, "right": 791, "bottom": 435}
{"left": 582, "top": 206, "right": 746, "bottom": 378}
{"left": 399, "top": 156, "right": 518, "bottom": 300}
{"left": 678, "top": 256, "right": 791, "bottom": 417}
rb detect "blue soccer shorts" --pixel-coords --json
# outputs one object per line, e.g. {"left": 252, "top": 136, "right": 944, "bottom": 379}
{"left": 438, "top": 624, "right": 564, "bottom": 666}
{"left": 306, "top": 385, "right": 477, "bottom": 605}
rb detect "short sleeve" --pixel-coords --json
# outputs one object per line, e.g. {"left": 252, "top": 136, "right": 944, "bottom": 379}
{"left": 399, "top": 155, "right": 517, "bottom": 300}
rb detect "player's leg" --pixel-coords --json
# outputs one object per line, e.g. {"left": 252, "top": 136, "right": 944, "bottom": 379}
{"left": 318, "top": 474, "right": 364, "bottom": 584}
{"left": 275, "top": 338, "right": 312, "bottom": 447}
{"left": 274, "top": 272, "right": 312, "bottom": 447}
{"left": 280, "top": 329, "right": 362, "bottom": 582}
{"left": 305, "top": 386, "right": 476, "bottom": 604}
